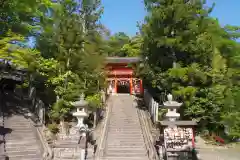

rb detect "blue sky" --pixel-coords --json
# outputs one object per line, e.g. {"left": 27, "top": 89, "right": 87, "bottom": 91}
{"left": 101, "top": 0, "right": 240, "bottom": 36}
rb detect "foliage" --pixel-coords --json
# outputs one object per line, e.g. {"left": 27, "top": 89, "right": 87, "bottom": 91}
{"left": 49, "top": 99, "right": 73, "bottom": 121}
{"left": 1, "top": 0, "right": 106, "bottom": 123}
{"left": 47, "top": 123, "right": 59, "bottom": 134}
{"left": 34, "top": 0, "right": 106, "bottom": 121}
{"left": 105, "top": 32, "right": 143, "bottom": 57}
{"left": 121, "top": 35, "right": 143, "bottom": 57}
{"left": 0, "top": 31, "right": 40, "bottom": 71}
{"left": 86, "top": 93, "right": 102, "bottom": 111}
{"left": 0, "top": 0, "right": 53, "bottom": 36}
{"left": 141, "top": 0, "right": 240, "bottom": 138}
{"left": 105, "top": 32, "right": 130, "bottom": 57}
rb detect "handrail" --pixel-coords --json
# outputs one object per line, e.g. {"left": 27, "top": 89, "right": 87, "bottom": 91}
{"left": 94, "top": 96, "right": 112, "bottom": 159}
{"left": 137, "top": 105, "right": 159, "bottom": 160}
{"left": 36, "top": 125, "right": 53, "bottom": 160}
{"left": 28, "top": 100, "right": 52, "bottom": 160}
{"left": 138, "top": 109, "right": 151, "bottom": 159}
{"left": 28, "top": 95, "right": 53, "bottom": 159}
{"left": 143, "top": 110, "right": 160, "bottom": 160}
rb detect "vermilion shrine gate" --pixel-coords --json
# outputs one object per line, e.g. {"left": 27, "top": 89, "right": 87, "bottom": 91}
{"left": 105, "top": 57, "right": 143, "bottom": 95}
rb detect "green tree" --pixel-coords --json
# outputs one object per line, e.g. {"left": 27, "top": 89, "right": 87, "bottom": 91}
{"left": 106, "top": 32, "right": 130, "bottom": 56}
{"left": 141, "top": 0, "right": 240, "bottom": 137}
{"left": 0, "top": 0, "right": 53, "bottom": 36}
{"left": 121, "top": 35, "right": 143, "bottom": 57}
{"left": 35, "top": 0, "right": 106, "bottom": 121}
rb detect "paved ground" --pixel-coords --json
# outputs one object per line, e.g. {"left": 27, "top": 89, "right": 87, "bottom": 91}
{"left": 198, "top": 148, "right": 240, "bottom": 160}
{"left": 196, "top": 136, "right": 240, "bottom": 160}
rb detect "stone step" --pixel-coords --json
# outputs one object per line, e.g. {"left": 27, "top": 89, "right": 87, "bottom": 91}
{"left": 5, "top": 128, "right": 33, "bottom": 131}
{"left": 105, "top": 145, "right": 146, "bottom": 149}
{"left": 106, "top": 134, "right": 143, "bottom": 138}
{"left": 108, "top": 127, "right": 141, "bottom": 130}
{"left": 4, "top": 125, "right": 32, "bottom": 128}
{"left": 110, "top": 120, "right": 139, "bottom": 122}
{"left": 108, "top": 124, "right": 141, "bottom": 127}
{"left": 107, "top": 131, "right": 142, "bottom": 134}
{"left": 101, "top": 95, "right": 148, "bottom": 159}
{"left": 101, "top": 157, "right": 147, "bottom": 160}
{"left": 5, "top": 138, "right": 38, "bottom": 142}
{"left": 5, "top": 130, "right": 34, "bottom": 133}
{"left": 108, "top": 130, "right": 142, "bottom": 133}
{"left": 109, "top": 124, "right": 141, "bottom": 126}
{"left": 106, "top": 138, "right": 144, "bottom": 142}
{"left": 5, "top": 121, "right": 32, "bottom": 124}
{"left": 54, "top": 144, "right": 79, "bottom": 148}
{"left": 54, "top": 141, "right": 79, "bottom": 145}
{"left": 54, "top": 153, "right": 81, "bottom": 158}
{"left": 106, "top": 141, "right": 145, "bottom": 146}
{"left": 57, "top": 139, "right": 79, "bottom": 142}
{"left": 105, "top": 147, "right": 146, "bottom": 151}
{"left": 3, "top": 114, "right": 42, "bottom": 160}
{"left": 107, "top": 134, "right": 143, "bottom": 137}
{"left": 6, "top": 150, "right": 41, "bottom": 155}
{"left": 106, "top": 144, "right": 145, "bottom": 148}
{"left": 106, "top": 141, "right": 145, "bottom": 145}
{"left": 6, "top": 149, "right": 41, "bottom": 154}
{"left": 6, "top": 133, "right": 36, "bottom": 136}
{"left": 5, "top": 122, "right": 32, "bottom": 124}
{"left": 8, "top": 158, "right": 42, "bottom": 160}
{"left": 6, "top": 144, "right": 40, "bottom": 149}
{"left": 57, "top": 137, "right": 79, "bottom": 141}
{"left": 6, "top": 144, "right": 40, "bottom": 148}
{"left": 104, "top": 150, "right": 147, "bottom": 157}
{"left": 108, "top": 129, "right": 142, "bottom": 131}
{"left": 109, "top": 125, "right": 140, "bottom": 127}
{"left": 105, "top": 148, "right": 146, "bottom": 152}
{"left": 5, "top": 135, "right": 37, "bottom": 138}
{"left": 109, "top": 121, "right": 140, "bottom": 124}
{"left": 111, "top": 116, "right": 140, "bottom": 118}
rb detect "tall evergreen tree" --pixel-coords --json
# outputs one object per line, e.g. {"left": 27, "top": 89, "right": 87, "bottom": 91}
{"left": 35, "top": 0, "right": 106, "bottom": 121}
{"left": 141, "top": 0, "right": 240, "bottom": 137}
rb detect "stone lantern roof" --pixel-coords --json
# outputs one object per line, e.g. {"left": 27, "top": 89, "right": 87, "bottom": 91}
{"left": 72, "top": 94, "right": 88, "bottom": 108}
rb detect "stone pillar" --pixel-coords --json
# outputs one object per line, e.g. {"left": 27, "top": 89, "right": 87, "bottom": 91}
{"left": 114, "top": 79, "right": 117, "bottom": 94}
{"left": 79, "top": 132, "right": 87, "bottom": 160}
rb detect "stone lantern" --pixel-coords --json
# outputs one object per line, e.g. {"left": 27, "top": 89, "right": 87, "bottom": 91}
{"left": 72, "top": 93, "right": 89, "bottom": 160}
{"left": 72, "top": 93, "right": 89, "bottom": 129}
{"left": 159, "top": 93, "right": 197, "bottom": 159}
{"left": 163, "top": 93, "right": 182, "bottom": 122}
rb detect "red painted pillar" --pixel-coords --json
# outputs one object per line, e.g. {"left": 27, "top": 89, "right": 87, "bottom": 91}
{"left": 192, "top": 127, "right": 195, "bottom": 148}
{"left": 114, "top": 71, "right": 117, "bottom": 94}
{"left": 140, "top": 79, "right": 143, "bottom": 95}
{"left": 130, "top": 77, "right": 133, "bottom": 94}
{"left": 114, "top": 78, "right": 117, "bottom": 93}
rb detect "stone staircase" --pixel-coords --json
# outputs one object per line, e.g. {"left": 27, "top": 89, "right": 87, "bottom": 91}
{"left": 0, "top": 91, "right": 43, "bottom": 160}
{"left": 53, "top": 124, "right": 97, "bottom": 160}
{"left": 101, "top": 95, "right": 149, "bottom": 160}
{"left": 53, "top": 127, "right": 82, "bottom": 160}
{"left": 4, "top": 114, "right": 42, "bottom": 160}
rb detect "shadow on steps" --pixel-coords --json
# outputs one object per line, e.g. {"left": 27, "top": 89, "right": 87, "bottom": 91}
{"left": 0, "top": 126, "right": 12, "bottom": 137}
{"left": 1, "top": 91, "right": 33, "bottom": 119}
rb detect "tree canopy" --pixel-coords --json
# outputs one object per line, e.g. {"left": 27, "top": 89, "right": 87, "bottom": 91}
{"left": 1, "top": 0, "right": 106, "bottom": 122}
{"left": 141, "top": 0, "right": 240, "bottom": 138}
